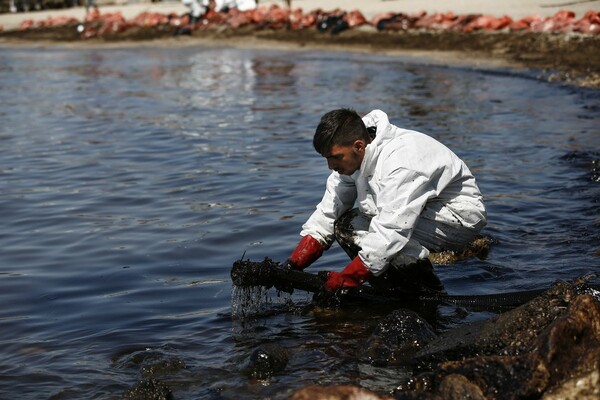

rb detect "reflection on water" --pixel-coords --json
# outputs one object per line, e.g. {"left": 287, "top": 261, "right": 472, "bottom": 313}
{"left": 0, "top": 45, "right": 598, "bottom": 399}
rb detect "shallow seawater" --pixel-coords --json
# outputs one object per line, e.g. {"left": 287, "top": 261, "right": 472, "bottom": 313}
{"left": 0, "top": 45, "right": 598, "bottom": 399}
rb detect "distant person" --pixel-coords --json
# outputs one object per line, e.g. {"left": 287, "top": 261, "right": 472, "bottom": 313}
{"left": 181, "top": 0, "right": 209, "bottom": 24}
{"left": 214, "top": 0, "right": 257, "bottom": 12}
{"left": 284, "top": 109, "right": 487, "bottom": 294}
{"left": 85, "top": 0, "right": 99, "bottom": 18}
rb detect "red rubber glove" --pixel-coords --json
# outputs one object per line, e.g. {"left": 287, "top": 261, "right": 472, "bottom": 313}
{"left": 286, "top": 235, "right": 324, "bottom": 270}
{"left": 324, "top": 256, "right": 372, "bottom": 292}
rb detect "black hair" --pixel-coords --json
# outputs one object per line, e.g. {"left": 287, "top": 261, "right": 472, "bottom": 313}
{"left": 313, "top": 108, "right": 370, "bottom": 155}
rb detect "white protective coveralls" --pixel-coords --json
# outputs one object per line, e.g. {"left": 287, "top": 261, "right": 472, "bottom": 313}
{"left": 181, "top": 0, "right": 209, "bottom": 19}
{"left": 215, "top": 0, "right": 257, "bottom": 12}
{"left": 300, "top": 110, "right": 487, "bottom": 277}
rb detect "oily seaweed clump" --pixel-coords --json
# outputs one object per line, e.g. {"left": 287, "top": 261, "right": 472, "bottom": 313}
{"left": 429, "top": 235, "right": 493, "bottom": 265}
{"left": 231, "top": 257, "right": 279, "bottom": 288}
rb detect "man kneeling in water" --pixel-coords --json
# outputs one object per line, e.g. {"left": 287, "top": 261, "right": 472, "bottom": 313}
{"left": 285, "top": 109, "right": 487, "bottom": 294}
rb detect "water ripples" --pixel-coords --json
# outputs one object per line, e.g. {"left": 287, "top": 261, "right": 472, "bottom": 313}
{"left": 0, "top": 45, "right": 598, "bottom": 398}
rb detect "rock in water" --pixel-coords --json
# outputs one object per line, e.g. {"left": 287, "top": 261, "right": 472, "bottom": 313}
{"left": 414, "top": 280, "right": 580, "bottom": 366}
{"left": 292, "top": 384, "right": 394, "bottom": 400}
{"left": 244, "top": 343, "right": 289, "bottom": 379}
{"left": 360, "top": 308, "right": 437, "bottom": 366}
{"left": 430, "top": 294, "right": 600, "bottom": 399}
{"left": 123, "top": 378, "right": 173, "bottom": 400}
{"left": 291, "top": 277, "right": 600, "bottom": 399}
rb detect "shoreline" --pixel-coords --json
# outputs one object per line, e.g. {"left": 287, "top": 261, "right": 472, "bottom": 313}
{"left": 2, "top": 24, "right": 598, "bottom": 89}
{"left": 1, "top": 0, "right": 599, "bottom": 31}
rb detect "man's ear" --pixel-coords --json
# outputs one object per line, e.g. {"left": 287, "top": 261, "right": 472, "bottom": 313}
{"left": 352, "top": 139, "right": 366, "bottom": 153}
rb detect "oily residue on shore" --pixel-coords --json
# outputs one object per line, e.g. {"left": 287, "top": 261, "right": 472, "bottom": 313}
{"left": 1, "top": 5, "right": 600, "bottom": 87}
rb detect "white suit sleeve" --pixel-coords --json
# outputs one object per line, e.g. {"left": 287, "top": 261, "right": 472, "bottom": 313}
{"left": 300, "top": 172, "right": 357, "bottom": 247}
{"left": 359, "top": 159, "right": 439, "bottom": 275}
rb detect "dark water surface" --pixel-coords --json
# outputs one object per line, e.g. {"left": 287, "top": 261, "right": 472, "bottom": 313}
{"left": 0, "top": 45, "right": 598, "bottom": 399}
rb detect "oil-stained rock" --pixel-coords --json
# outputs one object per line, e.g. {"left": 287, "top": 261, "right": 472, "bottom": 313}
{"left": 112, "top": 348, "right": 186, "bottom": 378}
{"left": 293, "top": 280, "right": 600, "bottom": 400}
{"left": 436, "top": 374, "right": 487, "bottom": 400}
{"left": 541, "top": 369, "right": 600, "bottom": 400}
{"left": 360, "top": 308, "right": 437, "bottom": 366}
{"left": 122, "top": 378, "right": 173, "bottom": 400}
{"left": 428, "top": 294, "right": 600, "bottom": 400}
{"left": 436, "top": 353, "right": 549, "bottom": 399}
{"left": 414, "top": 280, "right": 579, "bottom": 366}
{"left": 243, "top": 342, "right": 289, "bottom": 379}
{"left": 535, "top": 294, "right": 600, "bottom": 390}
{"left": 291, "top": 384, "right": 394, "bottom": 400}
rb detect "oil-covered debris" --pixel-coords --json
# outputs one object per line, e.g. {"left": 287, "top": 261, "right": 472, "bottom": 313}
{"left": 413, "top": 278, "right": 596, "bottom": 366}
{"left": 231, "top": 258, "right": 600, "bottom": 312}
{"left": 10, "top": 6, "right": 600, "bottom": 38}
{"left": 231, "top": 257, "right": 327, "bottom": 294}
{"left": 422, "top": 293, "right": 600, "bottom": 400}
{"left": 243, "top": 343, "right": 289, "bottom": 379}
{"left": 112, "top": 347, "right": 186, "bottom": 378}
{"left": 360, "top": 308, "right": 437, "bottom": 367}
{"left": 429, "top": 235, "right": 493, "bottom": 265}
{"left": 122, "top": 378, "right": 174, "bottom": 400}
{"left": 292, "top": 384, "right": 394, "bottom": 400}
{"left": 289, "top": 276, "right": 600, "bottom": 399}
{"left": 231, "top": 257, "right": 280, "bottom": 288}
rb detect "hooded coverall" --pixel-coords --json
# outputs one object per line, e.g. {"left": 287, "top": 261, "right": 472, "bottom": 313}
{"left": 300, "top": 110, "right": 487, "bottom": 290}
{"left": 215, "top": 0, "right": 257, "bottom": 12}
{"left": 181, "top": 0, "right": 208, "bottom": 21}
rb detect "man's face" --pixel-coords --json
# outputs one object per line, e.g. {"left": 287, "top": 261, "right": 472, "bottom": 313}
{"left": 323, "top": 141, "right": 365, "bottom": 176}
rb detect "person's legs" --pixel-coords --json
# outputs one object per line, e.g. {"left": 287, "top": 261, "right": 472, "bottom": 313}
{"left": 410, "top": 202, "right": 480, "bottom": 253}
{"left": 368, "top": 257, "right": 445, "bottom": 294}
{"left": 181, "top": 0, "right": 204, "bottom": 23}
{"left": 333, "top": 205, "right": 480, "bottom": 294}
{"left": 334, "top": 208, "right": 444, "bottom": 293}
